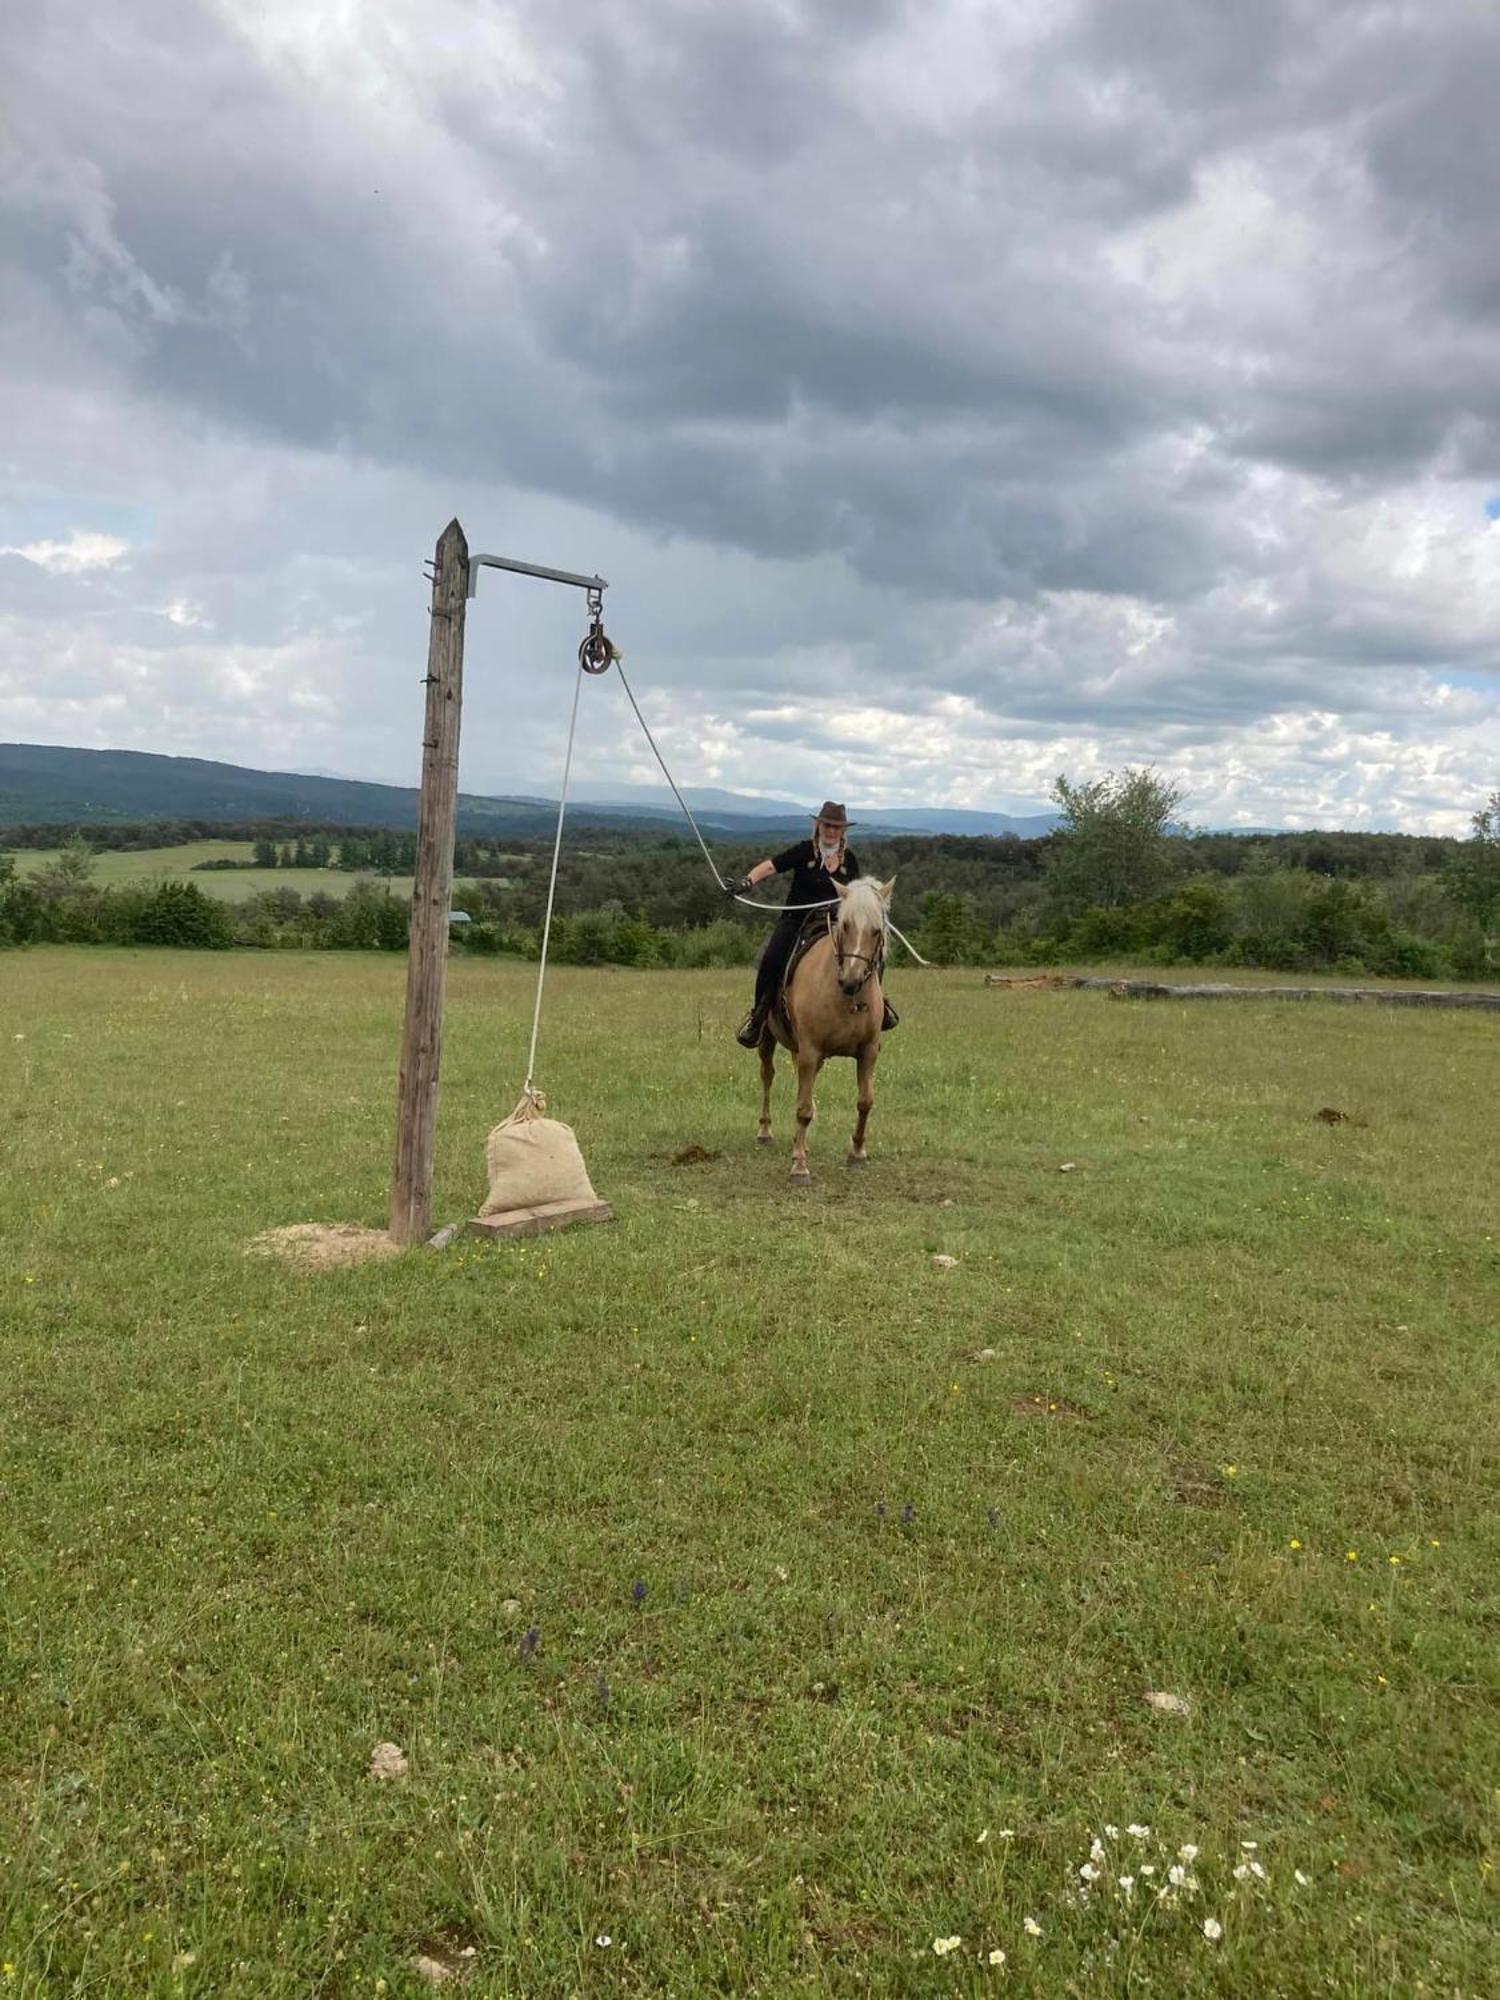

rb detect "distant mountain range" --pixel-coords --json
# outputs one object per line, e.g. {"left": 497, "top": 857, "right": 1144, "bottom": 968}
{"left": 0, "top": 743, "right": 1061, "bottom": 840}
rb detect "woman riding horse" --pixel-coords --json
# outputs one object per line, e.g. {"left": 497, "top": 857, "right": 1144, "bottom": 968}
{"left": 731, "top": 802, "right": 898, "bottom": 1047}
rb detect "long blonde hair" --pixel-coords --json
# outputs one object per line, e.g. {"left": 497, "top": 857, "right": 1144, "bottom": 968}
{"left": 814, "top": 818, "right": 847, "bottom": 871}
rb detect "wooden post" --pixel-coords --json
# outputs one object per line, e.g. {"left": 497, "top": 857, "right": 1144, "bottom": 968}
{"left": 389, "top": 518, "right": 468, "bottom": 1244}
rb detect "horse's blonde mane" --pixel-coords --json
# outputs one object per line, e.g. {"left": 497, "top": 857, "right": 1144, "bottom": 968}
{"left": 837, "top": 877, "right": 889, "bottom": 934}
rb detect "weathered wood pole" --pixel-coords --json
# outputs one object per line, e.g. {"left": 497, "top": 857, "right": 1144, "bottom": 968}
{"left": 390, "top": 518, "right": 468, "bottom": 1244}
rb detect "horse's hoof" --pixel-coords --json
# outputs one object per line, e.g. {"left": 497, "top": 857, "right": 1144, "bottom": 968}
{"left": 756, "top": 1132, "right": 774, "bottom": 1146}
{"left": 846, "top": 1154, "right": 868, "bottom": 1170}
{"left": 789, "top": 1169, "right": 812, "bottom": 1187}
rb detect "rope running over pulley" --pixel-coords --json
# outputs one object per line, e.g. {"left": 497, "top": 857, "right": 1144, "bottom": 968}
{"left": 520, "top": 595, "right": 931, "bottom": 1095}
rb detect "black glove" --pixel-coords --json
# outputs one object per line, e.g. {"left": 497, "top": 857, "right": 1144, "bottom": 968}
{"left": 724, "top": 875, "right": 748, "bottom": 898}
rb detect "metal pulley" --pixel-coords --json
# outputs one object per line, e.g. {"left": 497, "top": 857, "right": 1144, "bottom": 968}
{"left": 579, "top": 586, "right": 618, "bottom": 675}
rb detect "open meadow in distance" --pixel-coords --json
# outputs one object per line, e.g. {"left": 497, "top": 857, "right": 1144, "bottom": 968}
{"left": 12, "top": 844, "right": 415, "bottom": 902}
{"left": 3, "top": 948, "right": 1497, "bottom": 1997}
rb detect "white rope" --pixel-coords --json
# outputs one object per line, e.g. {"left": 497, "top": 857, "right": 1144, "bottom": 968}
{"left": 524, "top": 660, "right": 586, "bottom": 1096}
{"left": 611, "top": 656, "right": 932, "bottom": 964}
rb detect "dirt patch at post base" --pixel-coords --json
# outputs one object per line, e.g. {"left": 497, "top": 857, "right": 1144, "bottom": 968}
{"left": 246, "top": 1224, "right": 403, "bottom": 1270}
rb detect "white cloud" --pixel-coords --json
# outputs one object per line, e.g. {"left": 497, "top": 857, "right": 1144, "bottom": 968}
{"left": 0, "top": 529, "right": 130, "bottom": 575}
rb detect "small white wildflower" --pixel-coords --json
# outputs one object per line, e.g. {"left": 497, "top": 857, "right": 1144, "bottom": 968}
{"left": 1233, "top": 1864, "right": 1251, "bottom": 1881}
{"left": 1079, "top": 1862, "right": 1100, "bottom": 1882}
{"left": 987, "top": 1948, "right": 1006, "bottom": 1967}
{"left": 594, "top": 1935, "right": 612, "bottom": 1948}
{"left": 1090, "top": 1838, "right": 1107, "bottom": 1863}
{"left": 1140, "top": 1864, "right": 1156, "bottom": 1878}
{"left": 1104, "top": 1824, "right": 1119, "bottom": 1839}
{"left": 1250, "top": 1860, "right": 1266, "bottom": 1880}
{"left": 1202, "top": 1917, "right": 1223, "bottom": 1942}
{"left": 977, "top": 1828, "right": 990, "bottom": 1844}
{"left": 1126, "top": 1823, "right": 1151, "bottom": 1838}
{"left": 1023, "top": 1917, "right": 1042, "bottom": 1937}
{"left": 1240, "top": 1840, "right": 1258, "bottom": 1851}
{"left": 1168, "top": 1865, "right": 1187, "bottom": 1887}
{"left": 996, "top": 1828, "right": 1015, "bottom": 1840}
{"left": 1294, "top": 1869, "right": 1310, "bottom": 1887}
{"left": 932, "top": 1935, "right": 962, "bottom": 1957}
{"left": 1178, "top": 1843, "right": 1199, "bottom": 1862}
{"left": 1117, "top": 1875, "right": 1135, "bottom": 1897}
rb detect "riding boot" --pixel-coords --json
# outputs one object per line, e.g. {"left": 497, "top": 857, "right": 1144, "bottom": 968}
{"left": 881, "top": 998, "right": 900, "bottom": 1031}
{"left": 736, "top": 1004, "right": 767, "bottom": 1049}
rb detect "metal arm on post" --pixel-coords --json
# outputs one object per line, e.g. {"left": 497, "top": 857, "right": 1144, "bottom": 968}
{"left": 391, "top": 530, "right": 614, "bottom": 1246}
{"left": 467, "top": 554, "right": 608, "bottom": 598}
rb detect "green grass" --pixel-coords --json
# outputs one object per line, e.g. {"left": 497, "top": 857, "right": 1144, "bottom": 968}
{"left": 3, "top": 949, "right": 1497, "bottom": 1998}
{"left": 12, "top": 845, "right": 413, "bottom": 902}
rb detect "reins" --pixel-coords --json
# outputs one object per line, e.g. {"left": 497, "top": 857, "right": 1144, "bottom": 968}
{"left": 829, "top": 908, "right": 885, "bottom": 997}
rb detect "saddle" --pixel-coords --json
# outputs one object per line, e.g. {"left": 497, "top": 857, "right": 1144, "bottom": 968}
{"left": 768, "top": 911, "right": 833, "bottom": 1048}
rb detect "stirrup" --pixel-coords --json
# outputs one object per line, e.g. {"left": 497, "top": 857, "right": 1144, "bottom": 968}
{"left": 736, "top": 1009, "right": 765, "bottom": 1049}
{"left": 881, "top": 999, "right": 900, "bottom": 1031}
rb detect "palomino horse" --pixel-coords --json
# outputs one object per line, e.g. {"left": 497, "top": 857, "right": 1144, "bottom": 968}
{"left": 757, "top": 876, "right": 895, "bottom": 1184}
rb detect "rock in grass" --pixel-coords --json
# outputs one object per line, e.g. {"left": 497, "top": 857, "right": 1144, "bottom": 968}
{"left": 368, "top": 1741, "right": 409, "bottom": 1779}
{"left": 1144, "top": 1691, "right": 1193, "bottom": 1718}
{"left": 931, "top": 1253, "right": 959, "bottom": 1270}
{"left": 426, "top": 1222, "right": 462, "bottom": 1249}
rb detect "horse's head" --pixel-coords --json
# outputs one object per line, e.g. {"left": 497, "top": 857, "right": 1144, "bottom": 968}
{"left": 832, "top": 876, "right": 895, "bottom": 997}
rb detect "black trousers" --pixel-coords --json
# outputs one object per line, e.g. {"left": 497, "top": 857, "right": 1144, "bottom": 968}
{"left": 752, "top": 914, "right": 804, "bottom": 1012}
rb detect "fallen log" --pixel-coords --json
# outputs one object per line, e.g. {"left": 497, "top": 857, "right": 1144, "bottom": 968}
{"left": 983, "top": 974, "right": 1500, "bottom": 1012}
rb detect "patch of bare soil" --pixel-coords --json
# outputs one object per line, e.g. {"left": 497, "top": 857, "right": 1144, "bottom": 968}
{"left": 412, "top": 1930, "right": 481, "bottom": 1987}
{"left": 1169, "top": 1461, "right": 1230, "bottom": 1508}
{"left": 246, "top": 1224, "right": 402, "bottom": 1270}
{"left": 1313, "top": 1106, "right": 1349, "bottom": 1124}
{"left": 671, "top": 1143, "right": 723, "bottom": 1165}
{"left": 1010, "top": 1394, "right": 1096, "bottom": 1421}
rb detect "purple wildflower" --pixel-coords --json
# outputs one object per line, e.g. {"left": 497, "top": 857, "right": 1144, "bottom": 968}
{"left": 631, "top": 1579, "right": 647, "bottom": 1607}
{"left": 901, "top": 1503, "right": 916, "bottom": 1525}
{"left": 518, "top": 1626, "right": 540, "bottom": 1659}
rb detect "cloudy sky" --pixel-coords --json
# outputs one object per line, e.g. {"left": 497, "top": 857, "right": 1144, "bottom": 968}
{"left": 3, "top": 0, "right": 1498, "bottom": 831}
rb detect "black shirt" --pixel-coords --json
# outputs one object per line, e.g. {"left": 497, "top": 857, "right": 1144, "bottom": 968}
{"left": 771, "top": 838, "right": 861, "bottom": 912}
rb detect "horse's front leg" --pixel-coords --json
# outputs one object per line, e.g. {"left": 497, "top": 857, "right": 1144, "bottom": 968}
{"left": 790, "top": 1051, "right": 822, "bottom": 1186}
{"left": 848, "top": 1040, "right": 877, "bottom": 1166}
{"left": 757, "top": 1030, "right": 776, "bottom": 1145}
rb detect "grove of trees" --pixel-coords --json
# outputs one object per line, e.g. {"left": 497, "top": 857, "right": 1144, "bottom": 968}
{"left": 3, "top": 779, "right": 1497, "bottom": 978}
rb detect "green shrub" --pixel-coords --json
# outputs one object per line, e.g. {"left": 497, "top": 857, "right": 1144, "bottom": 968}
{"left": 1366, "top": 931, "right": 1440, "bottom": 980}
{"left": 1447, "top": 923, "right": 1491, "bottom": 982}
{"left": 1147, "top": 880, "right": 1235, "bottom": 961}
{"left": 374, "top": 897, "right": 410, "bottom": 951}
{"left": 1063, "top": 904, "right": 1145, "bottom": 958}
{"left": 129, "top": 882, "right": 235, "bottom": 949}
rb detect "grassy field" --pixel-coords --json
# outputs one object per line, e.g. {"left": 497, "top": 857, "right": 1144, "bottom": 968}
{"left": 3, "top": 949, "right": 1497, "bottom": 1998}
{"left": 11, "top": 845, "right": 414, "bottom": 901}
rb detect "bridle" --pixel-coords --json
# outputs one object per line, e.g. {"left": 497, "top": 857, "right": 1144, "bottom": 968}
{"left": 829, "top": 908, "right": 886, "bottom": 1003}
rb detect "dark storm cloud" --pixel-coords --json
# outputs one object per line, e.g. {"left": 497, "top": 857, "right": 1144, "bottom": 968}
{"left": 1, "top": 0, "right": 1497, "bottom": 828}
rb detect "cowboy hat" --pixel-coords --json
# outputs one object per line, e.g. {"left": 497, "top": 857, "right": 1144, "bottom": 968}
{"left": 811, "top": 800, "right": 853, "bottom": 828}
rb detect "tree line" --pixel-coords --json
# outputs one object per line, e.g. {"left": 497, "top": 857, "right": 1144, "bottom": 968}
{"left": 3, "top": 779, "right": 1497, "bottom": 976}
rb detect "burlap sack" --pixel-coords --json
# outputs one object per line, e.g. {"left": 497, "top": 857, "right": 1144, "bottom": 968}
{"left": 480, "top": 1091, "right": 600, "bottom": 1216}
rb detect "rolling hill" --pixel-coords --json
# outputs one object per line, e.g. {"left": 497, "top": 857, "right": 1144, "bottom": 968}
{"left": 0, "top": 744, "right": 1059, "bottom": 840}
